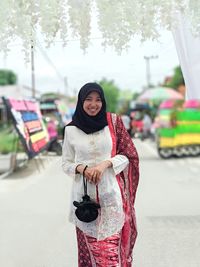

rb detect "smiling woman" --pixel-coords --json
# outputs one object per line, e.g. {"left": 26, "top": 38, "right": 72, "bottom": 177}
{"left": 62, "top": 82, "right": 139, "bottom": 266}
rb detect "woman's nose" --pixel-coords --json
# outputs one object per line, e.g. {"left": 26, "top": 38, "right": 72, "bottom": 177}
{"left": 90, "top": 100, "right": 97, "bottom": 106}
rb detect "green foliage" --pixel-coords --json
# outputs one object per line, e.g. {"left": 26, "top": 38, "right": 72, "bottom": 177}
{"left": 132, "top": 92, "right": 140, "bottom": 100}
{"left": 119, "top": 89, "right": 133, "bottom": 101}
{"left": 98, "top": 78, "right": 120, "bottom": 112}
{"left": 118, "top": 90, "right": 134, "bottom": 114}
{"left": 0, "top": 69, "right": 17, "bottom": 85}
{"left": 165, "top": 66, "right": 185, "bottom": 90}
{"left": 0, "top": 126, "right": 23, "bottom": 154}
{"left": 118, "top": 100, "right": 130, "bottom": 114}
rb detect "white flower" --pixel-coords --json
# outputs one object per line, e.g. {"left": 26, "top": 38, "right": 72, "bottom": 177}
{"left": 0, "top": 0, "right": 200, "bottom": 59}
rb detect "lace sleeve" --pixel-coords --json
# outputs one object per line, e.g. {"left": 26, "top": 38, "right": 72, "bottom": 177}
{"left": 62, "top": 127, "right": 81, "bottom": 178}
{"left": 109, "top": 154, "right": 129, "bottom": 175}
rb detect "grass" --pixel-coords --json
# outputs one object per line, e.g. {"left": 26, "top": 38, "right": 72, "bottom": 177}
{"left": 0, "top": 125, "right": 24, "bottom": 154}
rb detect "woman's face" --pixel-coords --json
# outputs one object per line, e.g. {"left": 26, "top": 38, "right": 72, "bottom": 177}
{"left": 83, "top": 91, "right": 102, "bottom": 116}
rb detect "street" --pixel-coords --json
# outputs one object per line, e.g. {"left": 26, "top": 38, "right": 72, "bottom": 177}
{"left": 134, "top": 140, "right": 200, "bottom": 267}
{"left": 0, "top": 139, "right": 200, "bottom": 267}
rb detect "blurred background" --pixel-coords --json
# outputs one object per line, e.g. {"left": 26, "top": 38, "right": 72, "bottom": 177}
{"left": 0, "top": 1, "right": 200, "bottom": 267}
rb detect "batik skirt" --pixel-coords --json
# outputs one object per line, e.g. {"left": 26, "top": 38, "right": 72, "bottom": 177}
{"left": 76, "top": 227, "right": 122, "bottom": 267}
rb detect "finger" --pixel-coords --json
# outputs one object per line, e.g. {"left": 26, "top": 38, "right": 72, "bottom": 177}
{"left": 85, "top": 169, "right": 92, "bottom": 178}
{"left": 95, "top": 173, "right": 101, "bottom": 184}
{"left": 92, "top": 173, "right": 97, "bottom": 184}
{"left": 86, "top": 171, "right": 93, "bottom": 179}
{"left": 87, "top": 174, "right": 95, "bottom": 183}
{"left": 85, "top": 174, "right": 93, "bottom": 183}
{"left": 84, "top": 174, "right": 91, "bottom": 180}
{"left": 97, "top": 171, "right": 103, "bottom": 183}
{"left": 93, "top": 178, "right": 98, "bottom": 184}
{"left": 94, "top": 175, "right": 100, "bottom": 184}
{"left": 96, "top": 176, "right": 101, "bottom": 184}
{"left": 93, "top": 171, "right": 100, "bottom": 184}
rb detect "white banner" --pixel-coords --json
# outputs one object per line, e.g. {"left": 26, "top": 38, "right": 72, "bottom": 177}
{"left": 173, "top": 16, "right": 200, "bottom": 100}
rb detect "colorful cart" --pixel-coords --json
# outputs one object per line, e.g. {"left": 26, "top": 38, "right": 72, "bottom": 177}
{"left": 157, "top": 100, "right": 200, "bottom": 158}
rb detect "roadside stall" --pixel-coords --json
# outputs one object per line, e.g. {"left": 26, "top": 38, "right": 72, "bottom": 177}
{"left": 1, "top": 97, "right": 50, "bottom": 176}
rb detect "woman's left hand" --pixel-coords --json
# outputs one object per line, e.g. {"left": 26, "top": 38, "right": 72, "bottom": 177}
{"left": 87, "top": 160, "right": 112, "bottom": 184}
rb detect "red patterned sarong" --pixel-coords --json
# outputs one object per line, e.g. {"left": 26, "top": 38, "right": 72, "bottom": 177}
{"left": 76, "top": 227, "right": 121, "bottom": 267}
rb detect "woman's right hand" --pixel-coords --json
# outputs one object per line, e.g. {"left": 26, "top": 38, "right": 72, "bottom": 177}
{"left": 84, "top": 167, "right": 99, "bottom": 184}
{"left": 76, "top": 165, "right": 96, "bottom": 183}
{"left": 85, "top": 160, "right": 112, "bottom": 184}
{"left": 76, "top": 162, "right": 111, "bottom": 184}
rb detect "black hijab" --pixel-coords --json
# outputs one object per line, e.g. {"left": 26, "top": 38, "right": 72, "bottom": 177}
{"left": 67, "top": 82, "right": 108, "bottom": 134}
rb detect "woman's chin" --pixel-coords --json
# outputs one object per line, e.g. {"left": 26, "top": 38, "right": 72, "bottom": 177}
{"left": 87, "top": 111, "right": 99, "bottom": 116}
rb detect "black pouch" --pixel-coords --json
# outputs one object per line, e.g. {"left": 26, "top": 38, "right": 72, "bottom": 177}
{"left": 73, "top": 175, "right": 100, "bottom": 223}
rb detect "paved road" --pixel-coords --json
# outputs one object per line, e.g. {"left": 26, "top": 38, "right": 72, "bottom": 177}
{"left": 0, "top": 140, "right": 200, "bottom": 267}
{"left": 0, "top": 156, "right": 76, "bottom": 267}
{"left": 133, "top": 140, "right": 200, "bottom": 267}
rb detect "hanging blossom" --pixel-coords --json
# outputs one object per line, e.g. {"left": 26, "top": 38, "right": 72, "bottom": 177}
{"left": 0, "top": 0, "right": 200, "bottom": 59}
{"left": 68, "top": 0, "right": 92, "bottom": 51}
{"left": 186, "top": 0, "right": 200, "bottom": 35}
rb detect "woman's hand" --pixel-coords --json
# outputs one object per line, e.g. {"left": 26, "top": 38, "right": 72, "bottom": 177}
{"left": 76, "top": 164, "right": 99, "bottom": 183}
{"left": 84, "top": 160, "right": 112, "bottom": 184}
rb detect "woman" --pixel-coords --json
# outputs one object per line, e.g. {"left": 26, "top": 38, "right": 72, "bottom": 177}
{"left": 62, "top": 82, "right": 139, "bottom": 267}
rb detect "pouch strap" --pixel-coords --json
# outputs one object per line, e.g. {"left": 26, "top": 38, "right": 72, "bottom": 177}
{"left": 82, "top": 165, "right": 88, "bottom": 195}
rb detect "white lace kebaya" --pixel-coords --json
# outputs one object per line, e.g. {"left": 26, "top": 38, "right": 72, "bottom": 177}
{"left": 62, "top": 125, "right": 129, "bottom": 240}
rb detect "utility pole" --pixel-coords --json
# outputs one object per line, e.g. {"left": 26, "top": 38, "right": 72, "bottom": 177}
{"left": 64, "top": 76, "right": 68, "bottom": 96}
{"left": 144, "top": 55, "right": 158, "bottom": 89}
{"left": 31, "top": 41, "right": 36, "bottom": 99}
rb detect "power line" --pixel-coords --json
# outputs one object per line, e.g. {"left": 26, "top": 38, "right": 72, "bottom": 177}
{"left": 35, "top": 38, "right": 70, "bottom": 95}
{"left": 36, "top": 39, "right": 64, "bottom": 83}
{"left": 144, "top": 55, "right": 158, "bottom": 88}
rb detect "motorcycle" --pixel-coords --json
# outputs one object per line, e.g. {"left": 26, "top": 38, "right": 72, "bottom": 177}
{"left": 47, "top": 138, "right": 62, "bottom": 156}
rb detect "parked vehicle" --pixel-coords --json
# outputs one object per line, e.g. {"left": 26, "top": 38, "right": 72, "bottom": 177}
{"left": 129, "top": 103, "right": 151, "bottom": 138}
{"left": 47, "top": 138, "right": 62, "bottom": 156}
{"left": 46, "top": 118, "right": 62, "bottom": 156}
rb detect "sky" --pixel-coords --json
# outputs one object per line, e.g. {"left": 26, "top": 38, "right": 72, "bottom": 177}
{"left": 0, "top": 29, "right": 180, "bottom": 96}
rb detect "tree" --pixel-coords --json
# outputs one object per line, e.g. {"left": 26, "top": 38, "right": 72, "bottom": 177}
{"left": 164, "top": 66, "right": 185, "bottom": 90}
{"left": 98, "top": 78, "right": 120, "bottom": 113}
{"left": 0, "top": 69, "right": 17, "bottom": 85}
{"left": 132, "top": 92, "right": 140, "bottom": 100}
{"left": 117, "top": 89, "right": 134, "bottom": 114}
